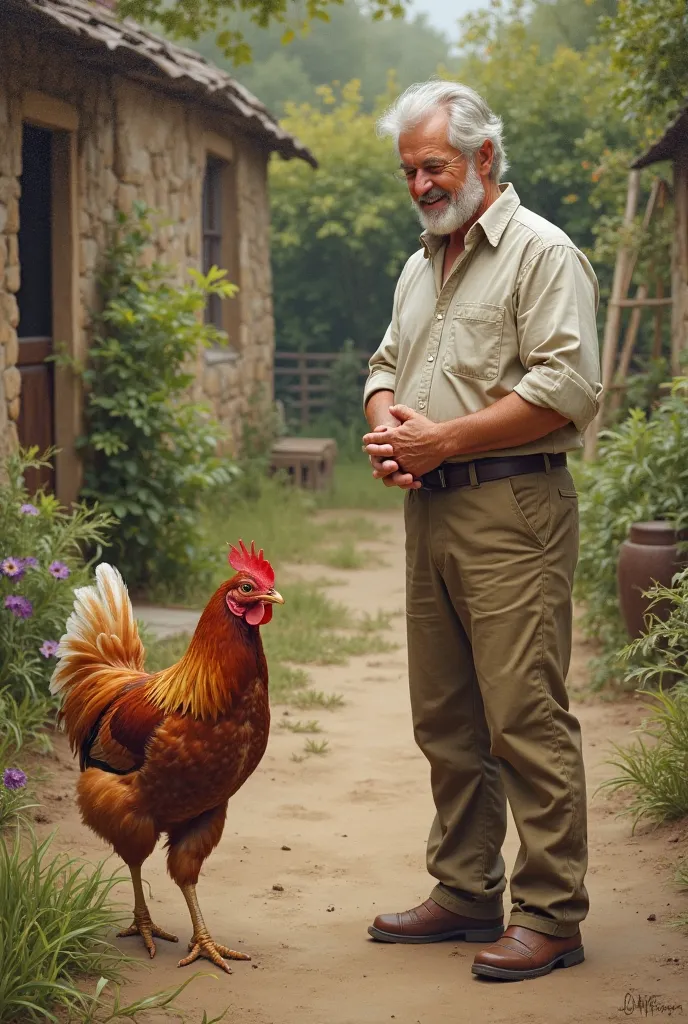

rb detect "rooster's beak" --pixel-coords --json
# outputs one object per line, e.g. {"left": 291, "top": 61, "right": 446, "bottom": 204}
{"left": 262, "top": 589, "right": 284, "bottom": 605}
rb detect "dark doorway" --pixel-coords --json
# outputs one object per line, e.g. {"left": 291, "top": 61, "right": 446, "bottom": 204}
{"left": 17, "top": 123, "right": 55, "bottom": 494}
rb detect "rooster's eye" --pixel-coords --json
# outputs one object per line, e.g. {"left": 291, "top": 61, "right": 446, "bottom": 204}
{"left": 240, "top": 582, "right": 253, "bottom": 594}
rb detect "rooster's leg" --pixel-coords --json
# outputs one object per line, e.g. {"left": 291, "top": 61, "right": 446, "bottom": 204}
{"left": 118, "top": 865, "right": 179, "bottom": 958}
{"left": 177, "top": 883, "right": 250, "bottom": 974}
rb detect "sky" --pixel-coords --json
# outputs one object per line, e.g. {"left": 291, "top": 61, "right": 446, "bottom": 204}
{"left": 407, "top": 0, "right": 484, "bottom": 38}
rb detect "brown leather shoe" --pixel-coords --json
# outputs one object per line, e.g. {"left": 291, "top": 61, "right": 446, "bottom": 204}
{"left": 368, "top": 898, "right": 504, "bottom": 944}
{"left": 471, "top": 925, "right": 584, "bottom": 980}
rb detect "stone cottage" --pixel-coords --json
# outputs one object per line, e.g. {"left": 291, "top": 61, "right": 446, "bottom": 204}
{"left": 0, "top": 0, "right": 316, "bottom": 500}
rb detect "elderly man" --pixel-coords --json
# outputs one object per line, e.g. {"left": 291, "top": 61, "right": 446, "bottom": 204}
{"left": 363, "top": 80, "right": 601, "bottom": 982}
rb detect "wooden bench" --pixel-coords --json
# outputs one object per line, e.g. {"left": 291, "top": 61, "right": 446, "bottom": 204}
{"left": 270, "top": 437, "right": 337, "bottom": 490}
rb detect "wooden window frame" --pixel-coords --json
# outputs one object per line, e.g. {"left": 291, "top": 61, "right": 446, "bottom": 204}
{"left": 21, "top": 92, "right": 81, "bottom": 506}
{"left": 202, "top": 133, "right": 241, "bottom": 361}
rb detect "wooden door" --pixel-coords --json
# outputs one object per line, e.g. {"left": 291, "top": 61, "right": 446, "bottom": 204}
{"left": 17, "top": 123, "right": 55, "bottom": 495}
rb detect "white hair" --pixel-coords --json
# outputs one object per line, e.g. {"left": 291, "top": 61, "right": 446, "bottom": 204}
{"left": 377, "top": 80, "right": 508, "bottom": 183}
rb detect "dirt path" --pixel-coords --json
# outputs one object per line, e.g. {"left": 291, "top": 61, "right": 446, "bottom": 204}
{"left": 39, "top": 509, "right": 688, "bottom": 1023}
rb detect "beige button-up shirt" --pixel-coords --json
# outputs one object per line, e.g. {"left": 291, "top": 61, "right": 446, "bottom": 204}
{"left": 364, "top": 184, "right": 602, "bottom": 461}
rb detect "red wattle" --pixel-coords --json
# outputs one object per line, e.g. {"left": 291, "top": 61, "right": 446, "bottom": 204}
{"left": 245, "top": 602, "right": 265, "bottom": 627}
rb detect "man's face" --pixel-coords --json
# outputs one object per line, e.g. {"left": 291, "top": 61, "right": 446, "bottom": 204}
{"left": 398, "top": 110, "right": 485, "bottom": 235}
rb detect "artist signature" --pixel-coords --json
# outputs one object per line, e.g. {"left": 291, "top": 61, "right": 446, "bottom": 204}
{"left": 621, "top": 993, "right": 684, "bottom": 1017}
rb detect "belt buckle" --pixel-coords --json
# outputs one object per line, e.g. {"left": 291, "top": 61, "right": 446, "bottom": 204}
{"left": 421, "top": 467, "right": 447, "bottom": 492}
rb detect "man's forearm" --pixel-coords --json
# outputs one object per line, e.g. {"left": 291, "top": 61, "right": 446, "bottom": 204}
{"left": 365, "top": 390, "right": 397, "bottom": 430}
{"left": 436, "top": 393, "right": 569, "bottom": 459}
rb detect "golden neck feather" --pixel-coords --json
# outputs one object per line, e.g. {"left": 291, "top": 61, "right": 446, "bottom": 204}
{"left": 146, "top": 591, "right": 264, "bottom": 720}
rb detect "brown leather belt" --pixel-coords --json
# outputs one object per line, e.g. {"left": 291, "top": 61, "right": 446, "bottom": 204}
{"left": 420, "top": 452, "right": 567, "bottom": 491}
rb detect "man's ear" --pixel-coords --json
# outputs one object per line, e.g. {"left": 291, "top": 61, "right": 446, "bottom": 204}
{"left": 477, "top": 139, "right": 494, "bottom": 180}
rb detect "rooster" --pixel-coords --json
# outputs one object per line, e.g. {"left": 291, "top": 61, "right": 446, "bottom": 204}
{"left": 50, "top": 541, "right": 283, "bottom": 974}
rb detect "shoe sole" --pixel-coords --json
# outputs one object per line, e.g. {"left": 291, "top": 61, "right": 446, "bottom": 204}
{"left": 471, "top": 945, "right": 585, "bottom": 981}
{"left": 368, "top": 925, "right": 505, "bottom": 945}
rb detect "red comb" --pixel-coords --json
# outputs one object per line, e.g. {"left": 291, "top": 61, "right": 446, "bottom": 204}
{"left": 228, "top": 540, "right": 275, "bottom": 591}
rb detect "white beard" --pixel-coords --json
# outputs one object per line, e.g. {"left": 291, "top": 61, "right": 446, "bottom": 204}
{"left": 415, "top": 160, "right": 485, "bottom": 236}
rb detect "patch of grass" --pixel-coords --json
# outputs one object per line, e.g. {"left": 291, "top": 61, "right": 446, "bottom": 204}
{"left": 269, "top": 664, "right": 311, "bottom": 704}
{"left": 0, "top": 822, "right": 217, "bottom": 1024}
{"left": 598, "top": 684, "right": 688, "bottom": 830}
{"left": 291, "top": 690, "right": 345, "bottom": 710}
{"left": 0, "top": 828, "right": 125, "bottom": 1021}
{"left": 279, "top": 719, "right": 322, "bottom": 734}
{"left": 303, "top": 739, "right": 329, "bottom": 756}
{"left": 316, "top": 540, "right": 366, "bottom": 570}
{"left": 315, "top": 459, "right": 404, "bottom": 511}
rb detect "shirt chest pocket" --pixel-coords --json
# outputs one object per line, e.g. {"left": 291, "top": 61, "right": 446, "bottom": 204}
{"left": 442, "top": 302, "right": 505, "bottom": 382}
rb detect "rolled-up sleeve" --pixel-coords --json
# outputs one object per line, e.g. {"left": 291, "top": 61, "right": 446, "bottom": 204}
{"left": 363, "top": 274, "right": 402, "bottom": 409}
{"left": 512, "top": 244, "right": 602, "bottom": 432}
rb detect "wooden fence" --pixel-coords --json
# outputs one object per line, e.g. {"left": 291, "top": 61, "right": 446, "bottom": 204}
{"left": 274, "top": 350, "right": 370, "bottom": 427}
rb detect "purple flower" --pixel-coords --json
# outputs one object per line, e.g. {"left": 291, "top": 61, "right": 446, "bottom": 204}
{"left": 3, "top": 768, "right": 28, "bottom": 791}
{"left": 1, "top": 557, "right": 25, "bottom": 581}
{"left": 40, "top": 639, "right": 60, "bottom": 658}
{"left": 48, "top": 561, "right": 70, "bottom": 580}
{"left": 4, "top": 595, "right": 33, "bottom": 619}
{"left": 22, "top": 557, "right": 38, "bottom": 569}
{"left": 20, "top": 503, "right": 39, "bottom": 516}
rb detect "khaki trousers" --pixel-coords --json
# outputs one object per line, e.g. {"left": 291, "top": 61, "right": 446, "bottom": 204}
{"left": 404, "top": 464, "right": 588, "bottom": 938}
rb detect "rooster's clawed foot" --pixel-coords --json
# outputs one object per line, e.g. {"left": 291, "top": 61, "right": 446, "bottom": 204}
{"left": 118, "top": 914, "right": 179, "bottom": 959}
{"left": 178, "top": 933, "right": 251, "bottom": 974}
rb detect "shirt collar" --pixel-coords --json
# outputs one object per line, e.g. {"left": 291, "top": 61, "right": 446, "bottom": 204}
{"left": 420, "top": 182, "right": 521, "bottom": 258}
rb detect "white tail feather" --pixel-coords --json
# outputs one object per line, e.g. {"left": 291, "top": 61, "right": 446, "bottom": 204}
{"left": 49, "top": 563, "right": 146, "bottom": 695}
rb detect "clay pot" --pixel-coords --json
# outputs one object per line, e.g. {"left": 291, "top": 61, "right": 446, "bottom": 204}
{"left": 617, "top": 521, "right": 686, "bottom": 639}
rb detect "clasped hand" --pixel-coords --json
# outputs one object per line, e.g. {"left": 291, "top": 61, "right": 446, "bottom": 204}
{"left": 362, "top": 405, "right": 446, "bottom": 490}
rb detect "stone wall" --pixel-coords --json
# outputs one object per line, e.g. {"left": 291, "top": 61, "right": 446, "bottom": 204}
{"left": 0, "top": 76, "right": 21, "bottom": 469}
{"left": 0, "top": 21, "right": 275, "bottom": 484}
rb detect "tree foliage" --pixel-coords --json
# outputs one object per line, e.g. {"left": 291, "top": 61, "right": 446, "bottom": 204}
{"left": 270, "top": 80, "right": 419, "bottom": 350}
{"left": 603, "top": 0, "right": 688, "bottom": 123}
{"left": 117, "top": 0, "right": 407, "bottom": 63}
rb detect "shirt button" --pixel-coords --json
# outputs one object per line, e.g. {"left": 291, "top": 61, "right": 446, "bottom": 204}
{"left": 419, "top": 401, "right": 426, "bottom": 409}
{"left": 427, "top": 355, "right": 434, "bottom": 362}
{"left": 436, "top": 313, "right": 443, "bottom": 320}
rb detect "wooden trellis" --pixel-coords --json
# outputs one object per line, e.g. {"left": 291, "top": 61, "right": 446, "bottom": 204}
{"left": 585, "top": 106, "right": 688, "bottom": 461}
{"left": 583, "top": 171, "right": 672, "bottom": 460}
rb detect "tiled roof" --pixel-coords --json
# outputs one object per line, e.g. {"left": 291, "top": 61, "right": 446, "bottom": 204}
{"left": 5, "top": 0, "right": 317, "bottom": 167}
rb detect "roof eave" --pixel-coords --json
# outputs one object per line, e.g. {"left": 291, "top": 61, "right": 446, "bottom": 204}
{"left": 5, "top": 0, "right": 317, "bottom": 168}
{"left": 631, "top": 105, "right": 688, "bottom": 170}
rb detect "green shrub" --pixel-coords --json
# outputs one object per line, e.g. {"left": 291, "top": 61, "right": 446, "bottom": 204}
{"left": 575, "top": 378, "right": 688, "bottom": 687}
{"left": 599, "top": 683, "right": 688, "bottom": 829}
{"left": 67, "top": 203, "right": 238, "bottom": 597}
{"left": 599, "top": 572, "right": 688, "bottom": 829}
{"left": 0, "top": 448, "right": 113, "bottom": 705}
{"left": 620, "top": 568, "right": 688, "bottom": 691}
